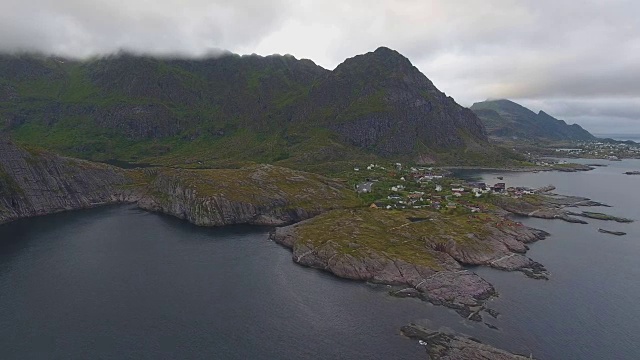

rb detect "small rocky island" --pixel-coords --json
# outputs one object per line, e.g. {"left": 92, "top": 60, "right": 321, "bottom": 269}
{"left": 401, "top": 324, "right": 534, "bottom": 359}
{"left": 598, "top": 229, "right": 627, "bottom": 236}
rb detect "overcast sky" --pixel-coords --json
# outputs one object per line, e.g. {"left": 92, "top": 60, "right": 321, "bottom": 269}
{"left": 2, "top": 0, "right": 639, "bottom": 134}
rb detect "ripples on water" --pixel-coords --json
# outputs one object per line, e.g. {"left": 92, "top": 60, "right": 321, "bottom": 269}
{"left": 1, "top": 159, "right": 639, "bottom": 359}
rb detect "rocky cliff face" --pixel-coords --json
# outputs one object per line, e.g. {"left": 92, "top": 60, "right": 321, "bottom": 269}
{"left": 0, "top": 140, "right": 359, "bottom": 226}
{"left": 137, "top": 165, "right": 359, "bottom": 226}
{"left": 0, "top": 139, "right": 138, "bottom": 223}
{"left": 295, "top": 47, "right": 487, "bottom": 155}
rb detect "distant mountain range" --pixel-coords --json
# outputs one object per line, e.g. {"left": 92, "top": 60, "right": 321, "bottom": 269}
{"left": 471, "top": 99, "right": 595, "bottom": 141}
{"left": 0, "top": 47, "right": 514, "bottom": 169}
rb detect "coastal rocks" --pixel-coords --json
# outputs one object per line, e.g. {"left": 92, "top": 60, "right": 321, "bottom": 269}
{"left": 283, "top": 233, "right": 496, "bottom": 318}
{"left": 533, "top": 184, "right": 555, "bottom": 193}
{"left": 491, "top": 193, "right": 613, "bottom": 224}
{"left": 272, "top": 208, "right": 550, "bottom": 319}
{"left": 553, "top": 164, "right": 593, "bottom": 172}
{"left": 0, "top": 140, "right": 359, "bottom": 228}
{"left": 0, "top": 139, "right": 139, "bottom": 224}
{"left": 391, "top": 287, "right": 421, "bottom": 298}
{"left": 433, "top": 224, "right": 549, "bottom": 279}
{"left": 598, "top": 228, "right": 627, "bottom": 236}
{"left": 528, "top": 209, "right": 588, "bottom": 224}
{"left": 415, "top": 271, "right": 496, "bottom": 318}
{"left": 401, "top": 324, "right": 534, "bottom": 360}
{"left": 490, "top": 254, "right": 549, "bottom": 280}
{"left": 567, "top": 211, "right": 633, "bottom": 223}
{"left": 138, "top": 165, "right": 359, "bottom": 227}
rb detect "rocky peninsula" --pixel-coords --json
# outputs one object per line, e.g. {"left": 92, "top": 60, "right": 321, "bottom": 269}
{"left": 137, "top": 165, "right": 360, "bottom": 226}
{"left": 271, "top": 208, "right": 549, "bottom": 321}
{"left": 489, "top": 192, "right": 614, "bottom": 223}
{"left": 0, "top": 139, "right": 359, "bottom": 226}
{"left": 401, "top": 324, "right": 534, "bottom": 359}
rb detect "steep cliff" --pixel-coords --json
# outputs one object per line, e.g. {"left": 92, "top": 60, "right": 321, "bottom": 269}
{"left": 0, "top": 139, "right": 138, "bottom": 223}
{"left": 291, "top": 47, "right": 487, "bottom": 155}
{"left": 137, "top": 165, "right": 360, "bottom": 226}
{"left": 0, "top": 140, "right": 360, "bottom": 226}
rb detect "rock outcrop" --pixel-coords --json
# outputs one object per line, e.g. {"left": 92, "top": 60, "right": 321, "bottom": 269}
{"left": 0, "top": 140, "right": 359, "bottom": 227}
{"left": 138, "top": 165, "right": 359, "bottom": 227}
{"left": 293, "top": 47, "right": 487, "bottom": 155}
{"left": 401, "top": 324, "right": 534, "bottom": 360}
{"left": 271, "top": 208, "right": 550, "bottom": 319}
{"left": 0, "top": 139, "right": 138, "bottom": 223}
{"left": 491, "top": 193, "right": 618, "bottom": 225}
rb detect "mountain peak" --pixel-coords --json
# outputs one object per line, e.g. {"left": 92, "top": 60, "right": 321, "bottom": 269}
{"left": 471, "top": 99, "right": 594, "bottom": 141}
{"left": 372, "top": 46, "right": 402, "bottom": 57}
{"left": 334, "top": 46, "right": 414, "bottom": 73}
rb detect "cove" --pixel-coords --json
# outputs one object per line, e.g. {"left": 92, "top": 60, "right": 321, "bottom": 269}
{"left": 0, "top": 205, "right": 458, "bottom": 359}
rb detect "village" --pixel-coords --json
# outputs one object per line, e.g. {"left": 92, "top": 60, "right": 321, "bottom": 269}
{"left": 551, "top": 140, "right": 640, "bottom": 160}
{"left": 350, "top": 163, "right": 546, "bottom": 214}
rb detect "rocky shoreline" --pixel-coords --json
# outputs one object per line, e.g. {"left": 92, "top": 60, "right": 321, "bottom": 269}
{"left": 0, "top": 140, "right": 359, "bottom": 227}
{"left": 490, "top": 192, "right": 616, "bottom": 224}
{"left": 401, "top": 324, "right": 534, "bottom": 359}
{"left": 445, "top": 163, "right": 593, "bottom": 173}
{"left": 270, "top": 208, "right": 550, "bottom": 322}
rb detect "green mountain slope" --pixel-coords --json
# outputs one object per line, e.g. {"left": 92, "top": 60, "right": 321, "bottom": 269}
{"left": 0, "top": 48, "right": 514, "bottom": 169}
{"left": 470, "top": 99, "right": 594, "bottom": 141}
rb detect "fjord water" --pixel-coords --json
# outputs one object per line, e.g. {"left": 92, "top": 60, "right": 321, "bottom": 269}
{"left": 452, "top": 158, "right": 640, "bottom": 359}
{"left": 0, "top": 205, "right": 440, "bottom": 359}
{"left": 1, "top": 160, "right": 639, "bottom": 359}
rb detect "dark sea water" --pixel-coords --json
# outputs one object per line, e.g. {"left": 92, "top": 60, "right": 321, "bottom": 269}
{"left": 1, "top": 160, "right": 639, "bottom": 359}
{"left": 0, "top": 206, "right": 461, "bottom": 360}
{"left": 452, "top": 158, "right": 640, "bottom": 359}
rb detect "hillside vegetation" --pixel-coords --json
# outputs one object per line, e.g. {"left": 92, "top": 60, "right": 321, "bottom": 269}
{"left": 0, "top": 48, "right": 521, "bottom": 170}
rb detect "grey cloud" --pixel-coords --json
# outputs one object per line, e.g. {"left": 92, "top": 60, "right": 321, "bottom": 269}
{"left": 1, "top": 0, "right": 291, "bottom": 57}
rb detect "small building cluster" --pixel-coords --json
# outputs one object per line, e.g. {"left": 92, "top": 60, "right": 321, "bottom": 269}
{"left": 354, "top": 162, "right": 542, "bottom": 214}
